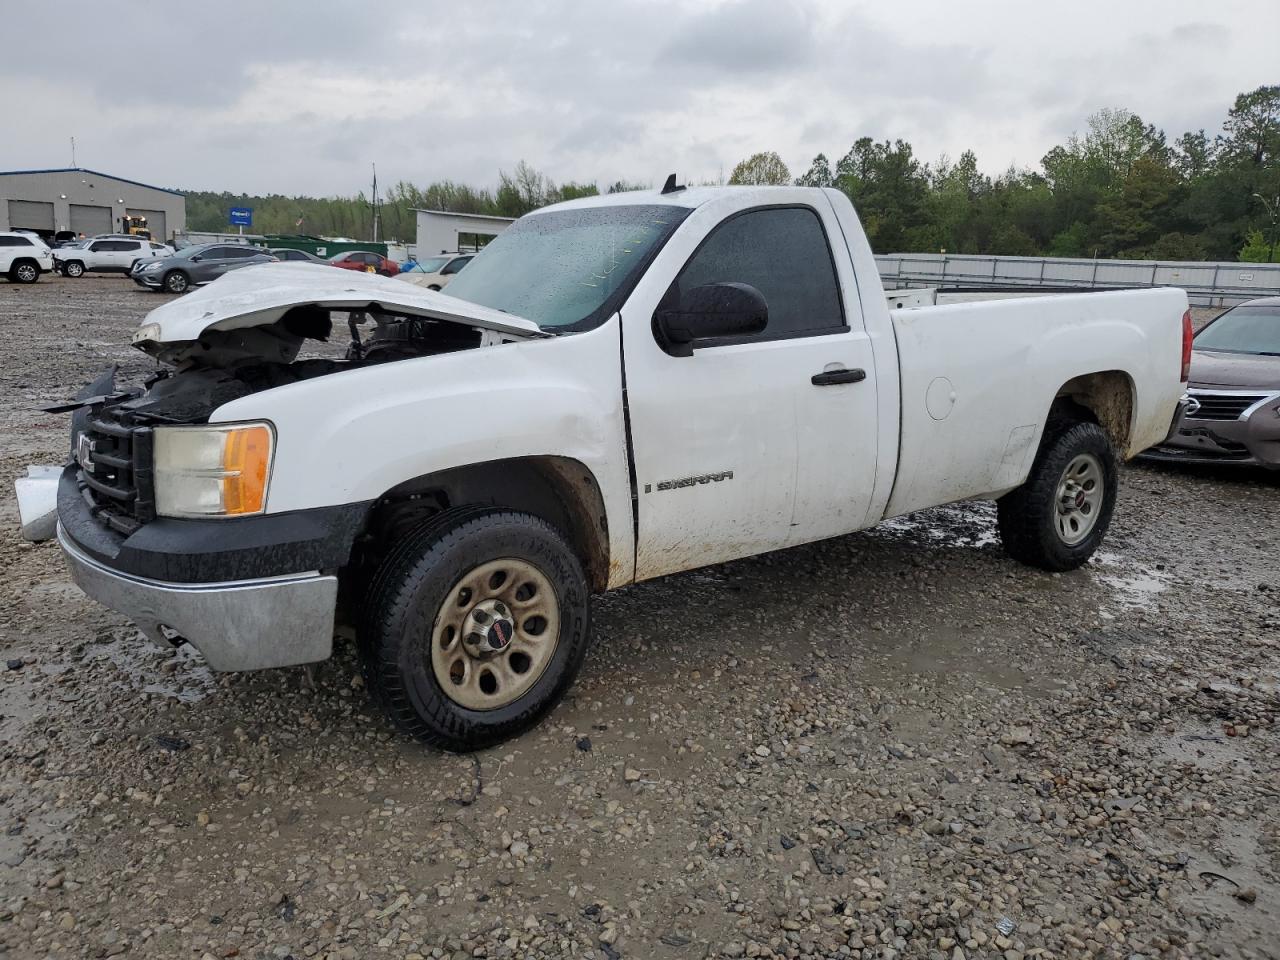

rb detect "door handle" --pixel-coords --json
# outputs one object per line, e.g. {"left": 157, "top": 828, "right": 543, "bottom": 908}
{"left": 811, "top": 367, "right": 866, "bottom": 386}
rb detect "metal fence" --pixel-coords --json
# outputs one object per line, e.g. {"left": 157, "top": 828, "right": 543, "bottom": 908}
{"left": 876, "top": 253, "right": 1280, "bottom": 306}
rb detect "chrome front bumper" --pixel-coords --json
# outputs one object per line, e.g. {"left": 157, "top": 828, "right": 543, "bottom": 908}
{"left": 57, "top": 525, "right": 337, "bottom": 671}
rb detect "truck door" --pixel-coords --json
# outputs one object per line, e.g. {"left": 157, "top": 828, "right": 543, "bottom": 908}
{"left": 621, "top": 200, "right": 880, "bottom": 580}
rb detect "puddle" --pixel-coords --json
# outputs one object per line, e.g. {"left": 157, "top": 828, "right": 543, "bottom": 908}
{"left": 82, "top": 632, "right": 217, "bottom": 703}
{"left": 1090, "top": 550, "right": 1172, "bottom": 610}
{"left": 873, "top": 501, "right": 1000, "bottom": 548}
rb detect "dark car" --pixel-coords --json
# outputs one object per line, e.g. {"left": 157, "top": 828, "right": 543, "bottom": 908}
{"left": 328, "top": 250, "right": 399, "bottom": 276}
{"left": 1146, "top": 296, "right": 1280, "bottom": 469}
{"left": 131, "top": 243, "right": 277, "bottom": 294}
{"left": 270, "top": 247, "right": 330, "bottom": 264}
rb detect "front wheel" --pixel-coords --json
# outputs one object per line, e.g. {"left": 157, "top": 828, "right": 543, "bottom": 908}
{"left": 359, "top": 507, "right": 591, "bottom": 751}
{"left": 997, "top": 420, "right": 1117, "bottom": 571}
{"left": 63, "top": 260, "right": 85, "bottom": 278}
{"left": 162, "top": 270, "right": 190, "bottom": 294}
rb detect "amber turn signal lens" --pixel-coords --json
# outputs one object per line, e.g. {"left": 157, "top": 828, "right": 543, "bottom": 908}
{"left": 222, "top": 425, "right": 273, "bottom": 515}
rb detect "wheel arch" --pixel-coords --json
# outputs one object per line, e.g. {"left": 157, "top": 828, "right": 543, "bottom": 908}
{"left": 357, "top": 455, "right": 612, "bottom": 591}
{"left": 1053, "top": 370, "right": 1136, "bottom": 456}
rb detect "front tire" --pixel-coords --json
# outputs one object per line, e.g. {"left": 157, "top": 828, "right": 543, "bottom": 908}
{"left": 63, "top": 260, "right": 85, "bottom": 278}
{"left": 9, "top": 260, "right": 39, "bottom": 284}
{"left": 997, "top": 419, "right": 1117, "bottom": 571}
{"left": 359, "top": 507, "right": 591, "bottom": 751}
{"left": 162, "top": 270, "right": 190, "bottom": 294}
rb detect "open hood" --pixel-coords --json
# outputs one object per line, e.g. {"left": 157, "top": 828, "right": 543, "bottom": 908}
{"left": 131, "top": 262, "right": 545, "bottom": 348}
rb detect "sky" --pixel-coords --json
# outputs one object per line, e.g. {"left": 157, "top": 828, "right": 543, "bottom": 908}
{"left": 3, "top": 0, "right": 1277, "bottom": 197}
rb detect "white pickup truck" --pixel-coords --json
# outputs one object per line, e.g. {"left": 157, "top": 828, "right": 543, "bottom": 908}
{"left": 18, "top": 184, "right": 1192, "bottom": 750}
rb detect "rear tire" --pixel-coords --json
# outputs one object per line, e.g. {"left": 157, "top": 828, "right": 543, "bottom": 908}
{"left": 359, "top": 507, "right": 591, "bottom": 751}
{"left": 9, "top": 260, "right": 39, "bottom": 284}
{"left": 162, "top": 270, "right": 190, "bottom": 294}
{"left": 63, "top": 260, "right": 85, "bottom": 278}
{"left": 997, "top": 419, "right": 1117, "bottom": 571}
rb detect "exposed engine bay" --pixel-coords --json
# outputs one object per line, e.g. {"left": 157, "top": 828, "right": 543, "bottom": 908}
{"left": 96, "top": 305, "right": 509, "bottom": 427}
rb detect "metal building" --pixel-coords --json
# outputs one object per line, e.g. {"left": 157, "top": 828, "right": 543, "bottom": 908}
{"left": 414, "top": 209, "right": 514, "bottom": 256}
{"left": 0, "top": 167, "right": 186, "bottom": 242}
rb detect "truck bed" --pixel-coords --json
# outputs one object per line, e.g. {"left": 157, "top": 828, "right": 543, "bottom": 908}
{"left": 884, "top": 287, "right": 1188, "bottom": 518}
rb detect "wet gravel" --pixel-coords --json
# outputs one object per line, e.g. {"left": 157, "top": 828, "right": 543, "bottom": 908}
{"left": 1, "top": 277, "right": 1277, "bottom": 959}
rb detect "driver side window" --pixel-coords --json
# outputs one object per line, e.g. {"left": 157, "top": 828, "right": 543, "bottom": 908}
{"left": 673, "top": 206, "right": 845, "bottom": 342}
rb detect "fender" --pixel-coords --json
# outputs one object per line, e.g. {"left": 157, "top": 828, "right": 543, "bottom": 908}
{"left": 211, "top": 318, "right": 637, "bottom": 586}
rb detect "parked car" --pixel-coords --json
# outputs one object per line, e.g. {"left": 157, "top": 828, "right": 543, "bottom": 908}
{"left": 270, "top": 248, "right": 330, "bottom": 264}
{"left": 1144, "top": 296, "right": 1280, "bottom": 469}
{"left": 130, "top": 243, "right": 277, "bottom": 294}
{"left": 398, "top": 252, "right": 474, "bottom": 290}
{"left": 56, "top": 237, "right": 174, "bottom": 277}
{"left": 0, "top": 231, "right": 54, "bottom": 283}
{"left": 328, "top": 250, "right": 399, "bottom": 276}
{"left": 18, "top": 185, "right": 1190, "bottom": 750}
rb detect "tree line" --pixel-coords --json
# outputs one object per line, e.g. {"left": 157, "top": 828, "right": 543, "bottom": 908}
{"left": 183, "top": 85, "right": 1279, "bottom": 263}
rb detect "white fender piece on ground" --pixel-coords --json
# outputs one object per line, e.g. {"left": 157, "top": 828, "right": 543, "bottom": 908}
{"left": 16, "top": 465, "right": 61, "bottom": 542}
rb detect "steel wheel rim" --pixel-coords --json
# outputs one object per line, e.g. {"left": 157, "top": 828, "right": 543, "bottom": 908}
{"left": 1055, "top": 452, "right": 1103, "bottom": 546}
{"left": 430, "top": 558, "right": 559, "bottom": 710}
{"left": 167, "top": 274, "right": 186, "bottom": 292}
{"left": 16, "top": 264, "right": 36, "bottom": 281}
{"left": 66, "top": 263, "right": 82, "bottom": 277}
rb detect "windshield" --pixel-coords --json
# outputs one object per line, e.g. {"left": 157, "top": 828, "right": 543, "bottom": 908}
{"left": 1195, "top": 305, "right": 1280, "bottom": 356}
{"left": 415, "top": 256, "right": 450, "bottom": 272}
{"left": 443, "top": 204, "right": 691, "bottom": 330}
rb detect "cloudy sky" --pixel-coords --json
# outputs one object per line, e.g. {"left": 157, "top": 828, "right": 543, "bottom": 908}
{"left": 4, "top": 0, "right": 1276, "bottom": 197}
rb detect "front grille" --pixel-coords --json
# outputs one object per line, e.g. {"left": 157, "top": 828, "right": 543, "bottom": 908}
{"left": 76, "top": 408, "right": 155, "bottom": 535}
{"left": 1188, "top": 392, "right": 1266, "bottom": 421}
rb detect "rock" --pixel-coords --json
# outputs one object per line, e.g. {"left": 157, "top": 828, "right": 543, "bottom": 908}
{"left": 1235, "top": 888, "right": 1258, "bottom": 904}
{"left": 754, "top": 745, "right": 771, "bottom": 757}
{"left": 1001, "top": 727, "right": 1034, "bottom": 746}
{"left": 624, "top": 768, "right": 642, "bottom": 783}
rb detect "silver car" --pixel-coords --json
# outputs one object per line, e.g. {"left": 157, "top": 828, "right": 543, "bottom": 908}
{"left": 1146, "top": 296, "right": 1280, "bottom": 469}
{"left": 131, "top": 243, "right": 277, "bottom": 294}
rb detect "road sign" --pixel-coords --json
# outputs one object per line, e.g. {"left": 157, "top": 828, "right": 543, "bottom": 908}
{"left": 229, "top": 207, "right": 253, "bottom": 227}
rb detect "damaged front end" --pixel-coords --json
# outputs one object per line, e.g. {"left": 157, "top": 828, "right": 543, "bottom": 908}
{"left": 19, "top": 264, "right": 546, "bottom": 544}
{"left": 16, "top": 265, "right": 548, "bottom": 670}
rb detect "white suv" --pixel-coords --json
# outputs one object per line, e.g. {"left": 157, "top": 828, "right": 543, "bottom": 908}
{"left": 0, "top": 231, "right": 54, "bottom": 284}
{"left": 56, "top": 237, "right": 174, "bottom": 277}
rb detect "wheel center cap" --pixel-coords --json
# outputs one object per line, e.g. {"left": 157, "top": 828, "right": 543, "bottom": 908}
{"left": 487, "top": 619, "right": 513, "bottom": 650}
{"left": 463, "top": 598, "right": 515, "bottom": 657}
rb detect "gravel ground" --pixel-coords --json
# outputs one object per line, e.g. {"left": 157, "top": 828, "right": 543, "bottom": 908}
{"left": 1, "top": 276, "right": 1277, "bottom": 960}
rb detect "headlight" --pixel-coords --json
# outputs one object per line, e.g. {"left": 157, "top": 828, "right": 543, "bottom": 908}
{"left": 143, "top": 261, "right": 164, "bottom": 271}
{"left": 154, "top": 422, "right": 274, "bottom": 518}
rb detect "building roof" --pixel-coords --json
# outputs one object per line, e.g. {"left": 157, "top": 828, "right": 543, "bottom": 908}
{"left": 412, "top": 209, "right": 516, "bottom": 222}
{"left": 0, "top": 167, "right": 183, "bottom": 197}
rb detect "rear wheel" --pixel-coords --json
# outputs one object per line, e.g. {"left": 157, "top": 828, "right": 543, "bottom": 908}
{"left": 997, "top": 419, "right": 1117, "bottom": 571}
{"left": 9, "top": 260, "right": 39, "bottom": 284}
{"left": 162, "top": 270, "right": 190, "bottom": 294}
{"left": 63, "top": 260, "right": 85, "bottom": 278}
{"left": 359, "top": 507, "right": 591, "bottom": 751}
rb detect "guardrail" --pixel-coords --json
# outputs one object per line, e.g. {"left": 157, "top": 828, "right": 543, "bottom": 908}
{"left": 876, "top": 253, "right": 1280, "bottom": 306}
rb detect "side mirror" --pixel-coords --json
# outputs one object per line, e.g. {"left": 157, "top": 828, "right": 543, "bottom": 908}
{"left": 190, "top": 255, "right": 202, "bottom": 262}
{"left": 654, "top": 282, "right": 768, "bottom": 356}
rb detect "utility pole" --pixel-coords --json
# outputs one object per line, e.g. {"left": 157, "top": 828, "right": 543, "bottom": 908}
{"left": 1254, "top": 193, "right": 1279, "bottom": 262}
{"left": 371, "top": 163, "right": 379, "bottom": 243}
{"left": 70, "top": 137, "right": 76, "bottom": 167}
